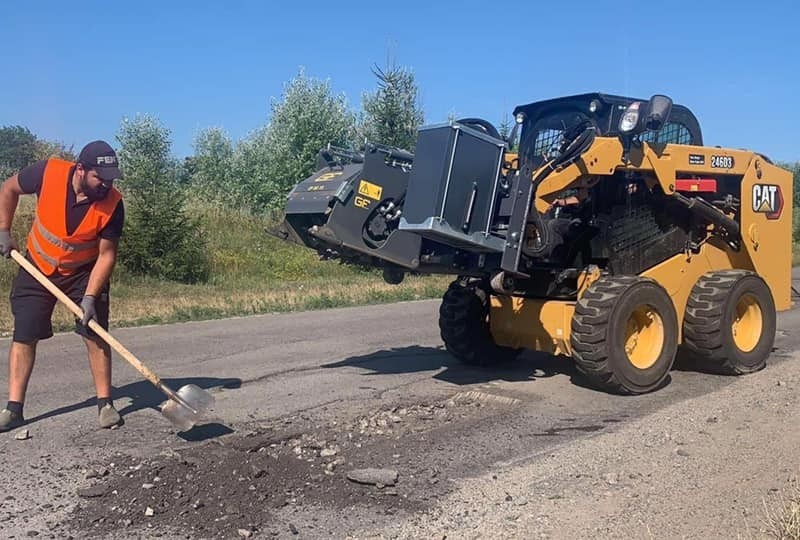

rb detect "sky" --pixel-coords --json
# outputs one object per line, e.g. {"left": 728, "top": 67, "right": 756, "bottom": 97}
{"left": 2, "top": 0, "right": 799, "bottom": 162}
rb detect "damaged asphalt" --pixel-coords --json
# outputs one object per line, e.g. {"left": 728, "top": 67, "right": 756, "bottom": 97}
{"left": 2, "top": 272, "right": 800, "bottom": 538}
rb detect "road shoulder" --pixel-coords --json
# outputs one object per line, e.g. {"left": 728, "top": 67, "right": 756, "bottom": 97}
{"left": 371, "top": 352, "right": 800, "bottom": 539}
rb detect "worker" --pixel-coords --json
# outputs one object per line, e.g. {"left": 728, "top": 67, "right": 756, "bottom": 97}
{"left": 0, "top": 141, "right": 125, "bottom": 432}
{"left": 550, "top": 195, "right": 581, "bottom": 209}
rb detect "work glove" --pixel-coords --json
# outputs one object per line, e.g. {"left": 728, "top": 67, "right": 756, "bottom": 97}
{"left": 80, "top": 295, "right": 97, "bottom": 326}
{"left": 0, "top": 230, "right": 17, "bottom": 258}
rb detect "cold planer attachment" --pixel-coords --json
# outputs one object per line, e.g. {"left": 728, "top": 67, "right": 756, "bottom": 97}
{"left": 280, "top": 144, "right": 422, "bottom": 272}
{"left": 280, "top": 120, "right": 516, "bottom": 283}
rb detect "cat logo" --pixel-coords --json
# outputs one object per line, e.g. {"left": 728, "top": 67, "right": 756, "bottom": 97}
{"left": 752, "top": 184, "right": 783, "bottom": 220}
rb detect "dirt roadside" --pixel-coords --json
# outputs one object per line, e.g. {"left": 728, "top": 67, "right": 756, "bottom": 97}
{"left": 367, "top": 351, "right": 800, "bottom": 540}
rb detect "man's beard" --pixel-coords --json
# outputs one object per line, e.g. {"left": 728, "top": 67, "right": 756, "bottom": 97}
{"left": 84, "top": 182, "right": 109, "bottom": 201}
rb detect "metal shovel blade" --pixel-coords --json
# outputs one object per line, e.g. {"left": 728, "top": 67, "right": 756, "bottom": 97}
{"left": 160, "top": 384, "right": 215, "bottom": 431}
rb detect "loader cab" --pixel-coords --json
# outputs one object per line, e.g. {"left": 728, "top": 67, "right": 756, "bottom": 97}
{"left": 514, "top": 93, "right": 703, "bottom": 170}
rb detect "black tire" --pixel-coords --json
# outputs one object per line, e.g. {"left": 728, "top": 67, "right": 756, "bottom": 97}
{"left": 439, "top": 279, "right": 519, "bottom": 366}
{"left": 682, "top": 270, "right": 775, "bottom": 375}
{"left": 571, "top": 276, "right": 678, "bottom": 395}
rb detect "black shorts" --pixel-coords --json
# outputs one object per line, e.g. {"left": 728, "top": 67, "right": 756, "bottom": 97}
{"left": 10, "top": 263, "right": 110, "bottom": 342}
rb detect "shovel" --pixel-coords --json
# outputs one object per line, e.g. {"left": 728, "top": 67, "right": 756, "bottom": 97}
{"left": 10, "top": 249, "right": 215, "bottom": 431}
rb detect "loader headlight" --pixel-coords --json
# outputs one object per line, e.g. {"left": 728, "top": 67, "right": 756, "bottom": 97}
{"left": 619, "top": 102, "right": 642, "bottom": 134}
{"left": 515, "top": 112, "right": 526, "bottom": 124}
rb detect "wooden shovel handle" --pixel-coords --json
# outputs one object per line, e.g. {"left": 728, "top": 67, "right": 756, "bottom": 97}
{"left": 10, "top": 249, "right": 163, "bottom": 388}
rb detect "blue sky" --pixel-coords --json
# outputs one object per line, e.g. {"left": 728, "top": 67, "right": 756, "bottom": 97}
{"left": 2, "top": 0, "right": 799, "bottom": 162}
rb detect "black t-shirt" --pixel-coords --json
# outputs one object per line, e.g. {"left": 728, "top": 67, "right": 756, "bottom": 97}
{"left": 17, "top": 160, "right": 125, "bottom": 239}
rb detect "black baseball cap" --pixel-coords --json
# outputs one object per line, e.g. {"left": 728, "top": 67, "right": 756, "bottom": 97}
{"left": 78, "top": 140, "right": 122, "bottom": 181}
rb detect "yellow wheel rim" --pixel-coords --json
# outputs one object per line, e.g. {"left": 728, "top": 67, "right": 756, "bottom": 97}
{"left": 732, "top": 293, "right": 762, "bottom": 353}
{"left": 624, "top": 305, "right": 664, "bottom": 369}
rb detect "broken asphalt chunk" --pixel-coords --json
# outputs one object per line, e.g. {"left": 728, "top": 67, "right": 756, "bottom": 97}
{"left": 346, "top": 468, "right": 398, "bottom": 486}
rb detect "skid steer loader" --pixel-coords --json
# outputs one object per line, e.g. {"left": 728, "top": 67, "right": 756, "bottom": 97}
{"left": 279, "top": 92, "right": 793, "bottom": 394}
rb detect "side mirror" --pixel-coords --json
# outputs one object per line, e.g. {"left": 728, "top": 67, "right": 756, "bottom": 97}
{"left": 618, "top": 94, "right": 674, "bottom": 162}
{"left": 619, "top": 94, "right": 674, "bottom": 137}
{"left": 644, "top": 95, "right": 673, "bottom": 132}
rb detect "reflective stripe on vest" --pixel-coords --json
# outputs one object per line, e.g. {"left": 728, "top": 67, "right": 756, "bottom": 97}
{"left": 34, "top": 219, "right": 99, "bottom": 252}
{"left": 29, "top": 233, "right": 96, "bottom": 270}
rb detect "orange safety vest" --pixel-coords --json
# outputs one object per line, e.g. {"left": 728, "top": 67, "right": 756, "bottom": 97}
{"left": 26, "top": 159, "right": 122, "bottom": 275}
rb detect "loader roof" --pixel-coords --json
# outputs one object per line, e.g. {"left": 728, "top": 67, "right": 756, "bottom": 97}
{"left": 513, "top": 92, "right": 703, "bottom": 146}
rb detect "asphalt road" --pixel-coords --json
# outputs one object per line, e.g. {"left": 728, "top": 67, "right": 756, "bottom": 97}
{"left": 1, "top": 270, "right": 799, "bottom": 538}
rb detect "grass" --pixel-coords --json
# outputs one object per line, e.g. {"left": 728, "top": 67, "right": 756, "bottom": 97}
{"left": 793, "top": 211, "right": 800, "bottom": 266}
{"left": 761, "top": 476, "right": 800, "bottom": 539}
{"left": 0, "top": 199, "right": 450, "bottom": 336}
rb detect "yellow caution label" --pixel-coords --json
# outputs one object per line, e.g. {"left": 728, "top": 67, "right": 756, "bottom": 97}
{"left": 358, "top": 179, "right": 383, "bottom": 201}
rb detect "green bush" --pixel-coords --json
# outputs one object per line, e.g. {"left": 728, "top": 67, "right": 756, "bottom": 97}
{"left": 116, "top": 115, "right": 211, "bottom": 283}
{"left": 120, "top": 199, "right": 210, "bottom": 284}
{"left": 233, "top": 68, "right": 357, "bottom": 212}
{"left": 794, "top": 206, "right": 800, "bottom": 244}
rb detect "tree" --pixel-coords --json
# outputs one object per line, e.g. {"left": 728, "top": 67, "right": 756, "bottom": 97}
{"left": 234, "top": 68, "right": 356, "bottom": 211}
{"left": 178, "top": 156, "right": 196, "bottom": 186}
{"left": 497, "top": 113, "right": 511, "bottom": 141}
{"left": 787, "top": 162, "right": 800, "bottom": 209}
{"left": 231, "top": 126, "right": 272, "bottom": 211}
{"left": 497, "top": 112, "right": 521, "bottom": 151}
{"left": 358, "top": 62, "right": 424, "bottom": 151}
{"left": 188, "top": 127, "right": 236, "bottom": 205}
{"left": 0, "top": 125, "right": 38, "bottom": 179}
{"left": 116, "top": 115, "right": 210, "bottom": 283}
{"left": 782, "top": 162, "right": 800, "bottom": 243}
{"left": 0, "top": 126, "right": 76, "bottom": 179}
{"left": 33, "top": 139, "right": 75, "bottom": 162}
{"left": 777, "top": 161, "right": 800, "bottom": 242}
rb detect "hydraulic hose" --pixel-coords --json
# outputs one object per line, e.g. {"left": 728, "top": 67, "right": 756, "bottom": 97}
{"left": 455, "top": 118, "right": 502, "bottom": 140}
